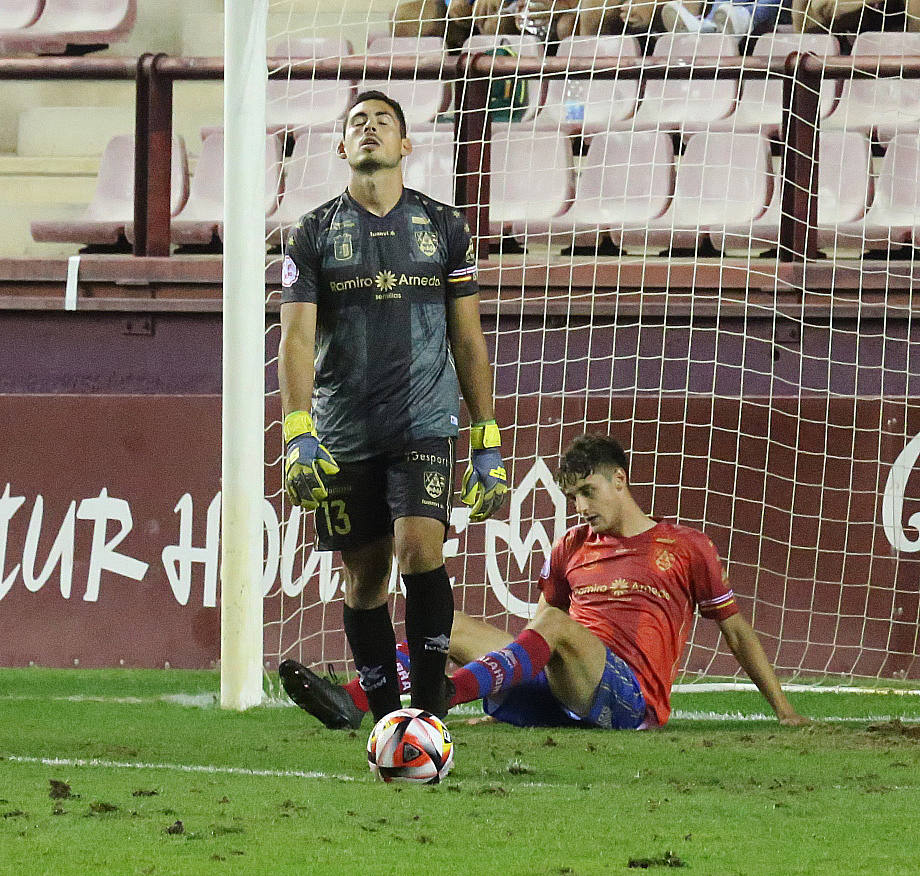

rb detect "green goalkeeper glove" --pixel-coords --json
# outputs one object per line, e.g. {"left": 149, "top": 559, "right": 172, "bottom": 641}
{"left": 283, "top": 410, "right": 340, "bottom": 510}
{"left": 460, "top": 419, "right": 508, "bottom": 523}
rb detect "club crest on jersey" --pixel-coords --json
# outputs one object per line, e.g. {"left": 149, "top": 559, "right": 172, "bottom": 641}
{"left": 334, "top": 232, "right": 353, "bottom": 261}
{"left": 414, "top": 229, "right": 438, "bottom": 257}
{"left": 655, "top": 549, "right": 675, "bottom": 572}
{"left": 281, "top": 255, "right": 299, "bottom": 287}
{"left": 423, "top": 470, "right": 446, "bottom": 499}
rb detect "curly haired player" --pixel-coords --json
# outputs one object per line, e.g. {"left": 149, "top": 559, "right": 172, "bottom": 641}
{"left": 282, "top": 434, "right": 807, "bottom": 730}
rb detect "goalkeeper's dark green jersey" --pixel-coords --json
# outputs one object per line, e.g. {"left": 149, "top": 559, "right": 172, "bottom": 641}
{"left": 281, "top": 187, "right": 479, "bottom": 462}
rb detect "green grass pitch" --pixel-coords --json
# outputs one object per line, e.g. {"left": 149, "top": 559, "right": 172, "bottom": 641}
{"left": 1, "top": 668, "right": 919, "bottom": 875}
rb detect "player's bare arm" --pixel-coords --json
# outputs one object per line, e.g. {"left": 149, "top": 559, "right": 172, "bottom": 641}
{"left": 278, "top": 301, "right": 317, "bottom": 414}
{"left": 718, "top": 612, "right": 810, "bottom": 726}
{"left": 447, "top": 292, "right": 495, "bottom": 424}
{"left": 449, "top": 293, "right": 509, "bottom": 521}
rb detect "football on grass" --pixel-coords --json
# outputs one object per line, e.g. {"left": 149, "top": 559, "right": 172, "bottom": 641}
{"left": 367, "top": 708, "right": 454, "bottom": 784}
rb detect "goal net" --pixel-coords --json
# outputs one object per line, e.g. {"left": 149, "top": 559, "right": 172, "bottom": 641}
{"left": 258, "top": 0, "right": 920, "bottom": 686}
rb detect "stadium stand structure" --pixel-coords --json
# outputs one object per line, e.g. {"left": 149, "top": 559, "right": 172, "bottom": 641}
{"left": 630, "top": 33, "right": 739, "bottom": 132}
{"left": 149, "top": 130, "right": 282, "bottom": 247}
{"left": 824, "top": 31, "right": 920, "bottom": 142}
{"left": 0, "top": 0, "right": 43, "bottom": 30}
{"left": 362, "top": 35, "right": 451, "bottom": 126}
{"left": 511, "top": 130, "right": 675, "bottom": 249}
{"left": 29, "top": 133, "right": 187, "bottom": 247}
{"left": 0, "top": 0, "right": 136, "bottom": 54}
{"left": 534, "top": 35, "right": 641, "bottom": 135}
{"left": 616, "top": 132, "right": 773, "bottom": 254}
{"left": 266, "top": 36, "right": 354, "bottom": 134}
{"left": 711, "top": 131, "right": 874, "bottom": 254}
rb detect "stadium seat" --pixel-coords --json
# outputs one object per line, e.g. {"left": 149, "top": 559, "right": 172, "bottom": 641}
{"left": 404, "top": 127, "right": 455, "bottom": 205}
{"left": 629, "top": 33, "right": 739, "bottom": 132}
{"left": 489, "top": 123, "right": 574, "bottom": 230}
{"left": 616, "top": 131, "right": 770, "bottom": 253}
{"left": 533, "top": 35, "right": 640, "bottom": 135}
{"left": 0, "top": 0, "right": 43, "bottom": 29}
{"left": 266, "top": 37, "right": 355, "bottom": 134}
{"left": 461, "top": 34, "right": 545, "bottom": 122}
{"left": 839, "top": 134, "right": 920, "bottom": 252}
{"left": 823, "top": 32, "right": 920, "bottom": 142}
{"left": 712, "top": 32, "right": 839, "bottom": 137}
{"left": 0, "top": 0, "right": 136, "bottom": 54}
{"left": 511, "top": 130, "right": 674, "bottom": 249}
{"left": 267, "top": 130, "right": 350, "bottom": 242}
{"left": 30, "top": 134, "right": 188, "bottom": 246}
{"left": 711, "top": 131, "right": 872, "bottom": 254}
{"left": 155, "top": 131, "right": 283, "bottom": 246}
{"left": 361, "top": 36, "right": 451, "bottom": 127}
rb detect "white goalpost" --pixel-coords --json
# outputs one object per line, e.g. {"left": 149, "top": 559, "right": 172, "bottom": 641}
{"left": 220, "top": 0, "right": 268, "bottom": 709}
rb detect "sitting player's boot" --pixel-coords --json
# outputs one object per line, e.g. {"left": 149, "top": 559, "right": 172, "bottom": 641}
{"left": 435, "top": 676, "right": 455, "bottom": 720}
{"left": 279, "top": 659, "right": 364, "bottom": 730}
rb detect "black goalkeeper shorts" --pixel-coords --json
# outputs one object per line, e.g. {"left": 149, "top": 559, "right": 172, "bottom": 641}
{"left": 313, "top": 437, "right": 455, "bottom": 552}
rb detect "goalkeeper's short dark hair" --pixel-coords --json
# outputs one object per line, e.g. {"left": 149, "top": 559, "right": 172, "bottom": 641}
{"left": 556, "top": 434, "right": 630, "bottom": 489}
{"left": 345, "top": 90, "right": 408, "bottom": 137}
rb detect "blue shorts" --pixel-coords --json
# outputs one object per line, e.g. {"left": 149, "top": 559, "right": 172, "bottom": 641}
{"left": 482, "top": 647, "right": 647, "bottom": 730}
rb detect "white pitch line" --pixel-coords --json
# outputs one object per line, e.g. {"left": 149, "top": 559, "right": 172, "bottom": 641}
{"left": 673, "top": 682, "right": 920, "bottom": 696}
{"left": 2, "top": 754, "right": 354, "bottom": 782}
{"left": 670, "top": 710, "right": 920, "bottom": 723}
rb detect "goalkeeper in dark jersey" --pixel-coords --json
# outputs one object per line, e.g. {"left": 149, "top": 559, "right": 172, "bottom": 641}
{"left": 278, "top": 90, "right": 507, "bottom": 723}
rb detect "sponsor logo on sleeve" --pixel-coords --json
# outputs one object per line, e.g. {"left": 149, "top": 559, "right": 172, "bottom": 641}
{"left": 281, "top": 255, "right": 299, "bottom": 287}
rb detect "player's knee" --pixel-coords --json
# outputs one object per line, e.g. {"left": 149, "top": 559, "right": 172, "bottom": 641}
{"left": 528, "top": 601, "right": 571, "bottom": 646}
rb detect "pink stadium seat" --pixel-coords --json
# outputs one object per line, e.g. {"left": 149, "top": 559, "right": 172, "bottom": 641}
{"left": 823, "top": 33, "right": 920, "bottom": 142}
{"left": 710, "top": 131, "right": 872, "bottom": 254}
{"left": 361, "top": 36, "right": 451, "bottom": 127}
{"left": 461, "top": 34, "right": 544, "bottom": 122}
{"left": 713, "top": 32, "right": 839, "bottom": 136}
{"left": 31, "top": 134, "right": 188, "bottom": 246}
{"left": 267, "top": 130, "right": 350, "bottom": 242}
{"left": 629, "top": 34, "right": 739, "bottom": 132}
{"left": 156, "top": 131, "right": 282, "bottom": 246}
{"left": 837, "top": 134, "right": 920, "bottom": 252}
{"left": 616, "top": 132, "right": 770, "bottom": 253}
{"left": 534, "top": 35, "right": 640, "bottom": 134}
{"left": 0, "top": 0, "right": 135, "bottom": 53}
{"left": 489, "top": 123, "right": 574, "bottom": 230}
{"left": 266, "top": 37, "right": 354, "bottom": 134}
{"left": 511, "top": 130, "right": 674, "bottom": 248}
{"left": 404, "top": 127, "right": 455, "bottom": 205}
{"left": 0, "top": 0, "right": 43, "bottom": 29}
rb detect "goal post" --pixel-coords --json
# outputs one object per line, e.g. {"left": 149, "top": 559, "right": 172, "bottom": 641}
{"left": 220, "top": 0, "right": 268, "bottom": 710}
{"left": 252, "top": 3, "right": 920, "bottom": 690}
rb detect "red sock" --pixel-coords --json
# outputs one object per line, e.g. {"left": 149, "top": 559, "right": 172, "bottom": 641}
{"left": 449, "top": 629, "right": 552, "bottom": 707}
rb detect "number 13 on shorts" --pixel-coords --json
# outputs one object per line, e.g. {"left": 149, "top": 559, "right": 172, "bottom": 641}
{"left": 320, "top": 499, "right": 352, "bottom": 536}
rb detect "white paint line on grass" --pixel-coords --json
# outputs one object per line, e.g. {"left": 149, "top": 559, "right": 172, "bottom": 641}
{"left": 671, "top": 710, "right": 920, "bottom": 722}
{"left": 673, "top": 682, "right": 920, "bottom": 696}
{"left": 2, "top": 754, "right": 354, "bottom": 782}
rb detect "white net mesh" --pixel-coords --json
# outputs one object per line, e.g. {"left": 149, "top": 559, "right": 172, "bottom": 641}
{"left": 260, "top": 0, "right": 920, "bottom": 683}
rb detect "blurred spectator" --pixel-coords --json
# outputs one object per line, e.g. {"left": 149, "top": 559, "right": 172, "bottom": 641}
{"left": 791, "top": 0, "right": 919, "bottom": 31}
{"left": 392, "top": 0, "right": 517, "bottom": 47}
{"left": 659, "top": 0, "right": 786, "bottom": 32}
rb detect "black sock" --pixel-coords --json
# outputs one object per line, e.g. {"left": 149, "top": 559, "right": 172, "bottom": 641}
{"left": 402, "top": 565, "right": 454, "bottom": 714}
{"left": 342, "top": 603, "right": 401, "bottom": 723}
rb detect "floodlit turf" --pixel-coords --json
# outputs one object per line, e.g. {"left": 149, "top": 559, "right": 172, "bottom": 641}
{"left": 2, "top": 669, "right": 920, "bottom": 875}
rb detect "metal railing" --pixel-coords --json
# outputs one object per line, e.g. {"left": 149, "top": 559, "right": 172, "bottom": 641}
{"left": 1, "top": 51, "right": 919, "bottom": 262}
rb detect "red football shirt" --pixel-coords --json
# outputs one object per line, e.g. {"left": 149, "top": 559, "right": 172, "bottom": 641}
{"left": 539, "top": 520, "right": 738, "bottom": 726}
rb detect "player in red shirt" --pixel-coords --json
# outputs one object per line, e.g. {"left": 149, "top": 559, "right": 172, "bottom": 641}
{"left": 281, "top": 433, "right": 808, "bottom": 730}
